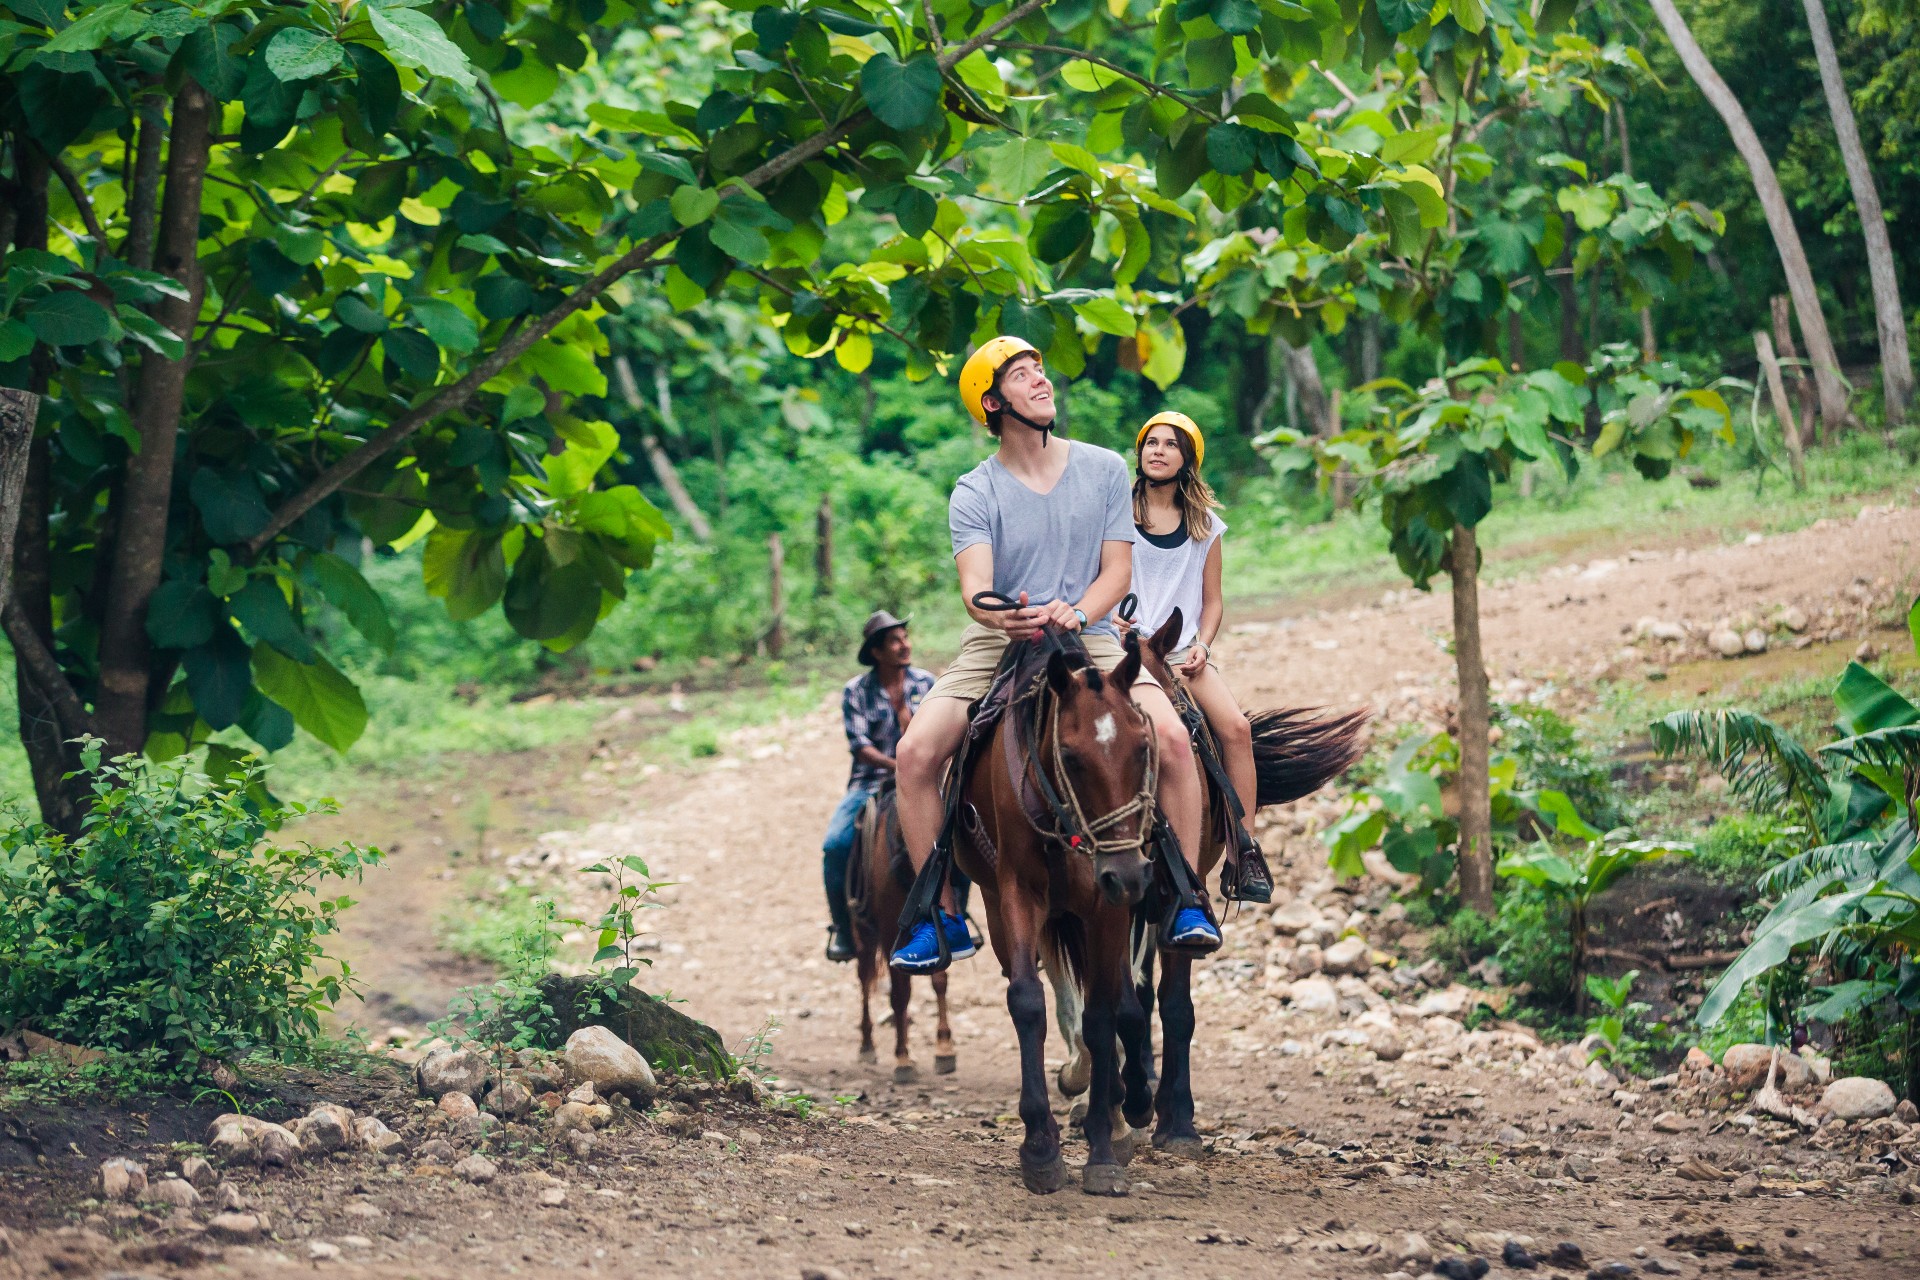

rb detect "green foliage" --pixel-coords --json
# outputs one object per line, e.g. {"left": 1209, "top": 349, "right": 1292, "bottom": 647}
{"left": 1423, "top": 881, "right": 1574, "bottom": 1005}
{"left": 1658, "top": 605, "right": 1920, "bottom": 1030}
{"left": 437, "top": 886, "right": 563, "bottom": 970}
{"left": 1580, "top": 970, "right": 1677, "bottom": 1078}
{"left": 0, "top": 742, "right": 380, "bottom": 1069}
{"left": 1696, "top": 813, "right": 1805, "bottom": 884}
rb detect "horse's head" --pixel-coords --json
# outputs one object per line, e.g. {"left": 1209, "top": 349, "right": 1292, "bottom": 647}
{"left": 1043, "top": 636, "right": 1155, "bottom": 907}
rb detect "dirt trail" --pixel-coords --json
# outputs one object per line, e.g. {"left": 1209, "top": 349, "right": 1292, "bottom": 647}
{"left": 12, "top": 507, "right": 1920, "bottom": 1280}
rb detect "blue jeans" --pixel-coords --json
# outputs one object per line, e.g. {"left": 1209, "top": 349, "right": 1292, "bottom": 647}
{"left": 822, "top": 786, "right": 874, "bottom": 937}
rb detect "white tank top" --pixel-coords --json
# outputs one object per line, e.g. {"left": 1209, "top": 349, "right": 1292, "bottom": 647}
{"left": 1126, "top": 515, "right": 1224, "bottom": 652}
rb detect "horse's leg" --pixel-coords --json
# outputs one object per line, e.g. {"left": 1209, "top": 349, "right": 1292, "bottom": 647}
{"left": 1042, "top": 939, "right": 1090, "bottom": 1102}
{"left": 1001, "top": 892, "right": 1064, "bottom": 1194}
{"left": 1132, "top": 924, "right": 1160, "bottom": 1099}
{"left": 889, "top": 967, "right": 917, "bottom": 1084}
{"left": 857, "top": 945, "right": 877, "bottom": 1064}
{"left": 1117, "top": 948, "right": 1155, "bottom": 1135}
{"left": 1152, "top": 950, "right": 1203, "bottom": 1159}
{"left": 1079, "top": 973, "right": 1127, "bottom": 1196}
{"left": 932, "top": 969, "right": 956, "bottom": 1075}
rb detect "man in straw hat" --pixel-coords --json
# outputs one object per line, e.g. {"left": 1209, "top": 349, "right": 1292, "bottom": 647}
{"left": 820, "top": 610, "right": 934, "bottom": 962}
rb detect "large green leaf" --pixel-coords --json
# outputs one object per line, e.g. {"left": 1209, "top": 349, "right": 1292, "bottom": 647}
{"left": 229, "top": 578, "right": 317, "bottom": 663}
{"left": 422, "top": 526, "right": 506, "bottom": 621}
{"left": 859, "top": 54, "right": 942, "bottom": 131}
{"left": 265, "top": 28, "right": 346, "bottom": 82}
{"left": 182, "top": 623, "right": 254, "bottom": 731}
{"left": 25, "top": 291, "right": 112, "bottom": 347}
{"left": 1649, "top": 709, "right": 1831, "bottom": 831}
{"left": 1699, "top": 890, "right": 1873, "bottom": 1027}
{"left": 1833, "top": 661, "right": 1919, "bottom": 736}
{"left": 305, "top": 554, "right": 397, "bottom": 652}
{"left": 365, "top": 0, "right": 476, "bottom": 89}
{"left": 252, "top": 645, "right": 368, "bottom": 754}
{"left": 1373, "top": 0, "right": 1432, "bottom": 34}
{"left": 146, "top": 581, "right": 219, "bottom": 651}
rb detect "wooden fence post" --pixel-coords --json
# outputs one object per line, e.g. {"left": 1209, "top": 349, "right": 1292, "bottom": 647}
{"left": 814, "top": 495, "right": 832, "bottom": 597}
{"left": 766, "top": 532, "right": 785, "bottom": 659}
{"left": 1755, "top": 330, "right": 1809, "bottom": 491}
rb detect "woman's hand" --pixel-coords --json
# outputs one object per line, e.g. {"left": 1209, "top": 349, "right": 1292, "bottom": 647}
{"left": 1178, "top": 644, "right": 1209, "bottom": 677}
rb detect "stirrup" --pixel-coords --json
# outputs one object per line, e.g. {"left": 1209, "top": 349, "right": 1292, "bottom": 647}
{"left": 1159, "top": 894, "right": 1223, "bottom": 956}
{"left": 1222, "top": 836, "right": 1274, "bottom": 904}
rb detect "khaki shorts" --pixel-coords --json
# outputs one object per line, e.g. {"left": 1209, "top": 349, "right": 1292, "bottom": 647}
{"left": 925, "top": 624, "right": 1159, "bottom": 703}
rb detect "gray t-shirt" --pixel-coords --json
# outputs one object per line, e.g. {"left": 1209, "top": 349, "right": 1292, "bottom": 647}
{"left": 948, "top": 442, "right": 1133, "bottom": 638}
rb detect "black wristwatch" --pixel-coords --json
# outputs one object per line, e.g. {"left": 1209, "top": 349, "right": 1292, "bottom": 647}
{"left": 1072, "top": 607, "right": 1088, "bottom": 629}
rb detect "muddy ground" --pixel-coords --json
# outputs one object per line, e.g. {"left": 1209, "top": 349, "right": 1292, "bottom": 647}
{"left": 5, "top": 499, "right": 1920, "bottom": 1279}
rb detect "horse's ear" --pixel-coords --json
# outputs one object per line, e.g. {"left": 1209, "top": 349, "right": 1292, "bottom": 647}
{"left": 1149, "top": 609, "right": 1183, "bottom": 659}
{"left": 1112, "top": 631, "right": 1142, "bottom": 692}
{"left": 1046, "top": 647, "right": 1075, "bottom": 697}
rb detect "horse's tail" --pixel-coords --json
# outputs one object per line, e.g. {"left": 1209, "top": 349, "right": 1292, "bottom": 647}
{"left": 1251, "top": 706, "right": 1370, "bottom": 809}
{"left": 1041, "top": 913, "right": 1087, "bottom": 995}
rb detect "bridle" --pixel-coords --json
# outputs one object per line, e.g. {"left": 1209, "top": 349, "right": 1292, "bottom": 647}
{"left": 974, "top": 591, "right": 1159, "bottom": 862}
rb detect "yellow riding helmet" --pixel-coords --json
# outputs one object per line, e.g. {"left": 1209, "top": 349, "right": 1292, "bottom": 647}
{"left": 1134, "top": 411, "right": 1205, "bottom": 469}
{"left": 958, "top": 336, "right": 1042, "bottom": 425}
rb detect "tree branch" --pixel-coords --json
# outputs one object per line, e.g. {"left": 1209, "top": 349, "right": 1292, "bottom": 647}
{"left": 122, "top": 97, "right": 163, "bottom": 268}
{"left": 990, "top": 42, "right": 1223, "bottom": 122}
{"left": 43, "top": 148, "right": 106, "bottom": 246}
{"left": 2, "top": 603, "right": 91, "bottom": 741}
{"left": 245, "top": 0, "right": 1052, "bottom": 559}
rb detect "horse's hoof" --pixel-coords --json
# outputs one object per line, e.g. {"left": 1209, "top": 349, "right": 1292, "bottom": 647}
{"left": 857, "top": 1047, "right": 877, "bottom": 1064}
{"left": 1082, "top": 1163, "right": 1130, "bottom": 1197}
{"left": 1067, "top": 1097, "right": 1089, "bottom": 1127}
{"left": 934, "top": 1053, "right": 957, "bottom": 1075}
{"left": 1152, "top": 1133, "right": 1205, "bottom": 1160}
{"left": 1111, "top": 1129, "right": 1136, "bottom": 1165}
{"left": 1056, "top": 1059, "right": 1091, "bottom": 1098}
{"left": 1019, "top": 1152, "right": 1066, "bottom": 1195}
{"left": 892, "top": 1063, "right": 918, "bottom": 1085}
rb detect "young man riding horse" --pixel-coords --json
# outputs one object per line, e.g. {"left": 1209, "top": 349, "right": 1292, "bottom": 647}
{"left": 888, "top": 336, "right": 1224, "bottom": 973}
{"left": 821, "top": 610, "right": 934, "bottom": 962}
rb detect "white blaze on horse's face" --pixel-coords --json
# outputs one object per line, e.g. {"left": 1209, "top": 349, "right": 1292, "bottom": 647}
{"left": 1093, "top": 712, "right": 1117, "bottom": 749}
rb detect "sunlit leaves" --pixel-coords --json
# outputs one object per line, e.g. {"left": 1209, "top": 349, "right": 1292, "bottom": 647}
{"left": 364, "top": 0, "right": 476, "bottom": 89}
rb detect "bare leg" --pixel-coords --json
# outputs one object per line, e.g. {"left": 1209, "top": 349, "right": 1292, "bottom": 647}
{"left": 1185, "top": 665, "right": 1257, "bottom": 845}
{"left": 932, "top": 970, "right": 956, "bottom": 1074}
{"left": 1129, "top": 682, "right": 1203, "bottom": 876}
{"left": 895, "top": 696, "right": 973, "bottom": 914}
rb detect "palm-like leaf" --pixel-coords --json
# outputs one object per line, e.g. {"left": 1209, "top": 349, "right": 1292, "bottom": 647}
{"left": 1757, "top": 839, "right": 1881, "bottom": 898}
{"left": 1649, "top": 709, "right": 1830, "bottom": 832}
{"left": 1821, "top": 724, "right": 1920, "bottom": 826}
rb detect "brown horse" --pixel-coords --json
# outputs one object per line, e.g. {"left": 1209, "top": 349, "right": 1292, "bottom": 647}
{"left": 847, "top": 789, "right": 956, "bottom": 1083}
{"left": 951, "top": 628, "right": 1163, "bottom": 1195}
{"left": 1050, "top": 611, "right": 1369, "bottom": 1157}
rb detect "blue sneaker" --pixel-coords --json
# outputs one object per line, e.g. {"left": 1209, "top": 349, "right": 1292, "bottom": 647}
{"left": 1165, "top": 905, "right": 1222, "bottom": 951}
{"left": 890, "top": 912, "right": 976, "bottom": 972}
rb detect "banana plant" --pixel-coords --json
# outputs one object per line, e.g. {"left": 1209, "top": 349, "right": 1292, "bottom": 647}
{"left": 1654, "top": 602, "right": 1920, "bottom": 1046}
{"left": 1497, "top": 832, "right": 1691, "bottom": 1014}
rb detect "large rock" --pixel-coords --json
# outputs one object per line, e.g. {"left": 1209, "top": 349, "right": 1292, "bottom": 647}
{"left": 100, "top": 1158, "right": 146, "bottom": 1202}
{"left": 522, "top": 974, "right": 729, "bottom": 1078}
{"left": 1288, "top": 944, "right": 1324, "bottom": 976}
{"left": 551, "top": 1101, "right": 613, "bottom": 1133}
{"left": 144, "top": 1178, "right": 200, "bottom": 1208}
{"left": 1269, "top": 900, "right": 1322, "bottom": 933}
{"left": 1414, "top": 985, "right": 1471, "bottom": 1017}
{"left": 1720, "top": 1043, "right": 1816, "bottom": 1092}
{"left": 565, "top": 1027, "right": 656, "bottom": 1101}
{"left": 1321, "top": 937, "right": 1370, "bottom": 976}
{"left": 206, "top": 1114, "right": 299, "bottom": 1167}
{"left": 298, "top": 1103, "right": 355, "bottom": 1154}
{"left": 1286, "top": 977, "right": 1339, "bottom": 1013}
{"left": 353, "top": 1116, "right": 404, "bottom": 1155}
{"left": 1822, "top": 1076, "right": 1897, "bottom": 1121}
{"left": 415, "top": 1047, "right": 491, "bottom": 1099}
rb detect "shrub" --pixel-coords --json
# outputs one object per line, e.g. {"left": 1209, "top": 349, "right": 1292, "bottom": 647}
{"left": 1694, "top": 812, "right": 1801, "bottom": 884}
{"left": 0, "top": 743, "right": 380, "bottom": 1071}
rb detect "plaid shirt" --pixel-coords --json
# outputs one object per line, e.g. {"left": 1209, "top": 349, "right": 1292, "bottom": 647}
{"left": 841, "top": 666, "right": 935, "bottom": 792}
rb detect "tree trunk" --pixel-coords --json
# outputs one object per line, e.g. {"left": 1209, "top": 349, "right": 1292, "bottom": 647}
{"left": 1648, "top": 0, "right": 1853, "bottom": 431}
{"left": 0, "top": 388, "right": 38, "bottom": 614}
{"left": 1283, "top": 341, "right": 1334, "bottom": 436}
{"left": 1616, "top": 104, "right": 1657, "bottom": 359}
{"left": 1771, "top": 294, "right": 1820, "bottom": 448}
{"left": 123, "top": 96, "right": 163, "bottom": 271}
{"left": 1556, "top": 218, "right": 1582, "bottom": 366}
{"left": 611, "top": 356, "right": 712, "bottom": 541}
{"left": 1249, "top": 330, "right": 1286, "bottom": 435}
{"left": 814, "top": 494, "right": 832, "bottom": 597}
{"left": 92, "top": 85, "right": 212, "bottom": 758}
{"left": 1801, "top": 0, "right": 1913, "bottom": 425}
{"left": 1358, "top": 314, "right": 1381, "bottom": 383}
{"left": 765, "top": 532, "right": 785, "bottom": 659}
{"left": 1755, "top": 329, "right": 1809, "bottom": 490}
{"left": 1450, "top": 522, "right": 1494, "bottom": 916}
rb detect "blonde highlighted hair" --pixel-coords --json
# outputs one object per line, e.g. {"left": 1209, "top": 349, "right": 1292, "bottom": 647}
{"left": 1131, "top": 422, "right": 1219, "bottom": 541}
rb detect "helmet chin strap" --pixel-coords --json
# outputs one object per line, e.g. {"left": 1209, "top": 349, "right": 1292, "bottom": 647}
{"left": 991, "top": 398, "right": 1055, "bottom": 445}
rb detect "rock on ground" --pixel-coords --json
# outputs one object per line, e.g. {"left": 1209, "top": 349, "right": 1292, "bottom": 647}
{"left": 564, "top": 1025, "right": 657, "bottom": 1100}
{"left": 144, "top": 1178, "right": 199, "bottom": 1208}
{"left": 99, "top": 1158, "right": 145, "bottom": 1201}
{"left": 1823, "top": 1076, "right": 1897, "bottom": 1121}
{"left": 415, "top": 1047, "right": 491, "bottom": 1099}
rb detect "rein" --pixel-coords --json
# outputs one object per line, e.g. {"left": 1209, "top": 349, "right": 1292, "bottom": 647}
{"left": 973, "top": 591, "right": 1159, "bottom": 863}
